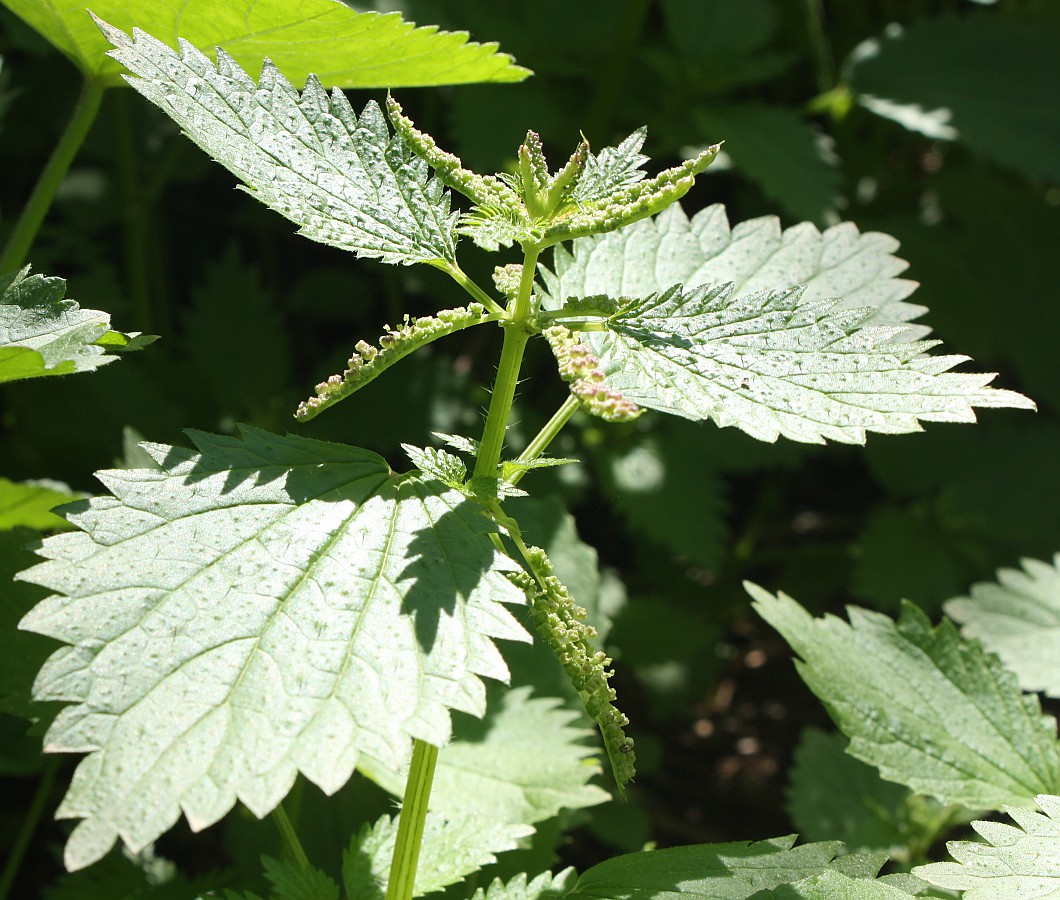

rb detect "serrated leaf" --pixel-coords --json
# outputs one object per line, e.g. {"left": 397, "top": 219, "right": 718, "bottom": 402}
{"left": 540, "top": 203, "right": 926, "bottom": 332}
{"left": 847, "top": 14, "right": 1060, "bottom": 183}
{"left": 41, "top": 848, "right": 222, "bottom": 900}
{"left": 945, "top": 554, "right": 1060, "bottom": 698}
{"left": 345, "top": 687, "right": 604, "bottom": 896}
{"left": 344, "top": 811, "right": 532, "bottom": 899}
{"left": 403, "top": 443, "right": 468, "bottom": 489}
{"left": 0, "top": 478, "right": 79, "bottom": 531}
{"left": 571, "top": 129, "right": 649, "bottom": 204}
{"left": 914, "top": 794, "right": 1060, "bottom": 899}
{"left": 0, "top": 267, "right": 143, "bottom": 383}
{"left": 17, "top": 426, "right": 528, "bottom": 870}
{"left": 4, "top": 1, "right": 528, "bottom": 86}
{"left": 787, "top": 728, "right": 956, "bottom": 863}
{"left": 565, "top": 836, "right": 875, "bottom": 899}
{"left": 99, "top": 20, "right": 459, "bottom": 267}
{"left": 757, "top": 870, "right": 920, "bottom": 899}
{"left": 750, "top": 586, "right": 1060, "bottom": 809}
{"left": 574, "top": 282, "right": 1033, "bottom": 445}
{"left": 470, "top": 869, "right": 578, "bottom": 900}
{"left": 261, "top": 855, "right": 339, "bottom": 900}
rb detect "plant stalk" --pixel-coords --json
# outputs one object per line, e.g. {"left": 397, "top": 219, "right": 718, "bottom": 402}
{"left": 509, "top": 394, "right": 582, "bottom": 487}
{"left": 472, "top": 246, "right": 540, "bottom": 479}
{"left": 271, "top": 803, "right": 311, "bottom": 871}
{"left": 441, "top": 261, "right": 506, "bottom": 317}
{"left": 0, "top": 78, "right": 106, "bottom": 273}
{"left": 0, "top": 757, "right": 59, "bottom": 900}
{"left": 385, "top": 739, "right": 439, "bottom": 900}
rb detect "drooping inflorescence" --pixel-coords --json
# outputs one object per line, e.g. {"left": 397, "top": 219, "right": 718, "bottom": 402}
{"left": 544, "top": 324, "right": 642, "bottom": 422}
{"left": 508, "top": 545, "right": 636, "bottom": 791}
{"left": 295, "top": 304, "right": 494, "bottom": 421}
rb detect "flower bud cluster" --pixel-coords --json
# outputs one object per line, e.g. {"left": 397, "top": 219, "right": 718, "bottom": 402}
{"left": 544, "top": 325, "right": 642, "bottom": 423}
{"left": 295, "top": 303, "right": 490, "bottom": 421}
{"left": 492, "top": 264, "right": 523, "bottom": 300}
{"left": 511, "top": 545, "right": 636, "bottom": 788}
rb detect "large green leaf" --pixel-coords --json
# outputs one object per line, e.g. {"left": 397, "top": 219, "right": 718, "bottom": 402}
{"left": 914, "top": 794, "right": 1060, "bottom": 899}
{"left": 2, "top": 0, "right": 528, "bottom": 87}
{"left": 562, "top": 282, "right": 1032, "bottom": 445}
{"left": 18, "top": 427, "right": 528, "bottom": 870}
{"left": 0, "top": 267, "right": 148, "bottom": 383}
{"left": 787, "top": 728, "right": 956, "bottom": 863}
{"left": 846, "top": 13, "right": 1060, "bottom": 184}
{"left": 945, "top": 555, "right": 1060, "bottom": 698}
{"left": 99, "top": 19, "right": 459, "bottom": 267}
{"left": 751, "top": 587, "right": 1060, "bottom": 810}
{"left": 540, "top": 203, "right": 927, "bottom": 332}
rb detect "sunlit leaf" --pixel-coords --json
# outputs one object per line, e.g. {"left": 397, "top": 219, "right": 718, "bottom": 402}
{"left": 18, "top": 427, "right": 528, "bottom": 869}
{"left": 2, "top": 0, "right": 528, "bottom": 86}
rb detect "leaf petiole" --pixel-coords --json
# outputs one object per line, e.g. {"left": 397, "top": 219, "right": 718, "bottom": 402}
{"left": 271, "top": 803, "right": 311, "bottom": 871}
{"left": 509, "top": 394, "right": 582, "bottom": 487}
{"left": 438, "top": 261, "right": 507, "bottom": 317}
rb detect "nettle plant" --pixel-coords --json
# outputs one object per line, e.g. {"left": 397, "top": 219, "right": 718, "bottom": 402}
{"left": 9, "top": 11, "right": 1060, "bottom": 900}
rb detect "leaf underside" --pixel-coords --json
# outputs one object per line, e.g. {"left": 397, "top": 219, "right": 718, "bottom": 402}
{"left": 946, "top": 554, "right": 1060, "bottom": 698}
{"left": 99, "top": 19, "right": 458, "bottom": 267}
{"left": 751, "top": 587, "right": 1060, "bottom": 810}
{"left": 18, "top": 427, "right": 528, "bottom": 870}
{"left": 582, "top": 282, "right": 1032, "bottom": 445}
{"left": 540, "top": 202, "right": 927, "bottom": 332}
{"left": 6, "top": 0, "right": 529, "bottom": 86}
{"left": 0, "top": 268, "right": 126, "bottom": 383}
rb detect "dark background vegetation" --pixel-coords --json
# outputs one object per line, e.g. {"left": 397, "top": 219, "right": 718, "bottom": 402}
{"left": 2, "top": 0, "right": 1058, "bottom": 895}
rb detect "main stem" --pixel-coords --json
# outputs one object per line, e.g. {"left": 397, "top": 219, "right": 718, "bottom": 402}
{"left": 387, "top": 246, "right": 541, "bottom": 899}
{"left": 0, "top": 78, "right": 106, "bottom": 273}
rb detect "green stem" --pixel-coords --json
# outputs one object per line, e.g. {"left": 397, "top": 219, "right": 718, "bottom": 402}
{"left": 472, "top": 247, "right": 540, "bottom": 479}
{"left": 801, "top": 0, "right": 835, "bottom": 94}
{"left": 509, "top": 394, "right": 581, "bottom": 487}
{"left": 440, "top": 261, "right": 506, "bottom": 317}
{"left": 0, "top": 757, "right": 59, "bottom": 900}
{"left": 271, "top": 803, "right": 311, "bottom": 871}
{"left": 385, "top": 739, "right": 439, "bottom": 900}
{"left": 0, "top": 78, "right": 106, "bottom": 273}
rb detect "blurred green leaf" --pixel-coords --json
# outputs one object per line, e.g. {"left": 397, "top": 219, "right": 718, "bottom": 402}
{"left": 1, "top": 0, "right": 529, "bottom": 86}
{"left": 0, "top": 477, "right": 78, "bottom": 530}
{"left": 755, "top": 870, "right": 920, "bottom": 898}
{"left": 470, "top": 869, "right": 577, "bottom": 900}
{"left": 752, "top": 587, "right": 1060, "bottom": 809}
{"left": 693, "top": 104, "right": 840, "bottom": 224}
{"left": 847, "top": 13, "right": 1060, "bottom": 183}
{"left": 946, "top": 554, "right": 1060, "bottom": 699}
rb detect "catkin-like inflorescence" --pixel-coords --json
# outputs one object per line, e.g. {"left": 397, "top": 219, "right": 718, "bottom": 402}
{"left": 544, "top": 325, "right": 642, "bottom": 422}
{"left": 509, "top": 546, "right": 636, "bottom": 789}
{"left": 295, "top": 304, "right": 492, "bottom": 421}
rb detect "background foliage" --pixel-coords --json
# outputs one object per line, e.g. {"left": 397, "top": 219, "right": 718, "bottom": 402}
{"left": 1, "top": 0, "right": 1058, "bottom": 895}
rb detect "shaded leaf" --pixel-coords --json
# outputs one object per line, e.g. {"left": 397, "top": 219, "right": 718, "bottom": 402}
{"left": 578, "top": 282, "right": 1033, "bottom": 445}
{"left": 757, "top": 870, "right": 921, "bottom": 898}
{"left": 260, "top": 856, "right": 339, "bottom": 900}
{"left": 4, "top": 0, "right": 528, "bottom": 86}
{"left": 750, "top": 586, "right": 1060, "bottom": 809}
{"left": 18, "top": 427, "right": 528, "bottom": 869}
{"left": 847, "top": 14, "right": 1060, "bottom": 183}
{"left": 946, "top": 554, "right": 1060, "bottom": 698}
{"left": 470, "top": 869, "right": 578, "bottom": 900}
{"left": 914, "top": 794, "right": 1060, "bottom": 899}
{"left": 787, "top": 728, "right": 957, "bottom": 863}
{"left": 0, "top": 267, "right": 144, "bottom": 384}
{"left": 100, "top": 19, "right": 459, "bottom": 267}
{"left": 566, "top": 836, "right": 879, "bottom": 899}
